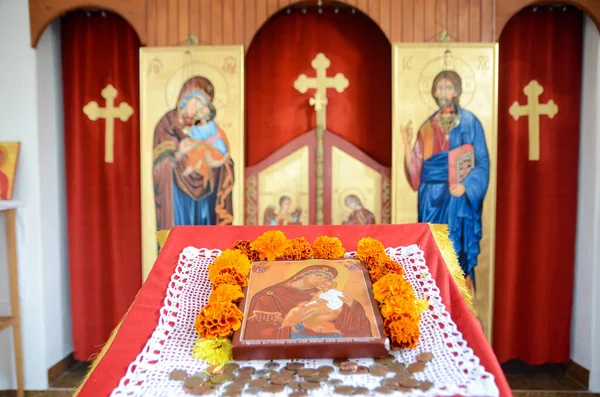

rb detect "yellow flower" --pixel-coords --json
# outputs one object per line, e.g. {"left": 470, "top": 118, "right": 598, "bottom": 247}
{"left": 356, "top": 237, "right": 385, "bottom": 261}
{"left": 250, "top": 231, "right": 290, "bottom": 262}
{"left": 192, "top": 337, "right": 233, "bottom": 365}
{"left": 209, "top": 284, "right": 245, "bottom": 304}
{"left": 372, "top": 273, "right": 413, "bottom": 303}
{"left": 210, "top": 249, "right": 251, "bottom": 279}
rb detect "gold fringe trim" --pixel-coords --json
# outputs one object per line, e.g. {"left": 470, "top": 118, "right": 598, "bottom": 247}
{"left": 428, "top": 223, "right": 476, "bottom": 315}
{"left": 156, "top": 229, "right": 171, "bottom": 251}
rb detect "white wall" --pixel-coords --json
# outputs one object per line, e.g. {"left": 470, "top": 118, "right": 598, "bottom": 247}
{"left": 572, "top": 15, "right": 600, "bottom": 392}
{"left": 0, "top": 0, "right": 70, "bottom": 390}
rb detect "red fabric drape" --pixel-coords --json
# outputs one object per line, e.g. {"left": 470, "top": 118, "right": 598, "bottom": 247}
{"left": 61, "top": 11, "right": 142, "bottom": 361}
{"left": 493, "top": 6, "right": 583, "bottom": 364}
{"left": 246, "top": 7, "right": 391, "bottom": 167}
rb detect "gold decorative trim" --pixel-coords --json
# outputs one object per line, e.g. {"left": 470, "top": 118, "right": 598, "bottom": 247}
{"left": 156, "top": 229, "right": 171, "bottom": 250}
{"left": 428, "top": 223, "right": 475, "bottom": 315}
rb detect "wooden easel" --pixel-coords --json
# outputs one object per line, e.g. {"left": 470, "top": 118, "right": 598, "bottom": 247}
{"left": 0, "top": 207, "right": 24, "bottom": 397}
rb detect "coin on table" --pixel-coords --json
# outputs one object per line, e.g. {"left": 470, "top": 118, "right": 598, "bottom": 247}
{"left": 356, "top": 365, "right": 369, "bottom": 374}
{"left": 222, "top": 391, "right": 241, "bottom": 397}
{"left": 418, "top": 381, "right": 434, "bottom": 391}
{"left": 286, "top": 362, "right": 305, "bottom": 371}
{"left": 355, "top": 387, "right": 369, "bottom": 395}
{"left": 211, "top": 373, "right": 232, "bottom": 384}
{"left": 249, "top": 378, "right": 268, "bottom": 388}
{"left": 328, "top": 378, "right": 343, "bottom": 386}
{"left": 339, "top": 369, "right": 356, "bottom": 375}
{"left": 237, "top": 366, "right": 256, "bottom": 376}
{"left": 334, "top": 386, "right": 356, "bottom": 395}
{"left": 396, "top": 385, "right": 414, "bottom": 392}
{"left": 369, "top": 364, "right": 389, "bottom": 377}
{"left": 297, "top": 368, "right": 320, "bottom": 377}
{"left": 226, "top": 381, "right": 246, "bottom": 392}
{"left": 244, "top": 387, "right": 261, "bottom": 395}
{"left": 206, "top": 364, "right": 224, "bottom": 375}
{"left": 169, "top": 369, "right": 188, "bottom": 381}
{"left": 375, "top": 355, "right": 396, "bottom": 365}
{"left": 394, "top": 368, "right": 412, "bottom": 381}
{"left": 289, "top": 391, "right": 308, "bottom": 397}
{"left": 223, "top": 362, "right": 240, "bottom": 372}
{"left": 255, "top": 369, "right": 270, "bottom": 378}
{"left": 264, "top": 361, "right": 280, "bottom": 370}
{"left": 381, "top": 378, "right": 399, "bottom": 387}
{"left": 375, "top": 386, "right": 395, "bottom": 394}
{"left": 416, "top": 352, "right": 434, "bottom": 362}
{"left": 305, "top": 375, "right": 328, "bottom": 383}
{"left": 300, "top": 381, "right": 321, "bottom": 390}
{"left": 387, "top": 362, "right": 406, "bottom": 373}
{"left": 340, "top": 361, "right": 358, "bottom": 372}
{"left": 235, "top": 373, "right": 252, "bottom": 383}
{"left": 184, "top": 376, "right": 204, "bottom": 388}
{"left": 280, "top": 368, "right": 296, "bottom": 376}
{"left": 264, "top": 384, "right": 286, "bottom": 393}
{"left": 333, "top": 357, "right": 347, "bottom": 367}
{"left": 318, "top": 365, "right": 335, "bottom": 375}
{"left": 400, "top": 378, "right": 421, "bottom": 388}
{"left": 288, "top": 380, "right": 302, "bottom": 391}
{"left": 189, "top": 385, "right": 212, "bottom": 395}
{"left": 270, "top": 374, "right": 291, "bottom": 385}
{"left": 407, "top": 361, "right": 426, "bottom": 373}
{"left": 191, "top": 372, "right": 209, "bottom": 381}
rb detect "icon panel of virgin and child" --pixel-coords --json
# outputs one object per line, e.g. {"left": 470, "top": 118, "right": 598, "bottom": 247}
{"left": 232, "top": 259, "right": 387, "bottom": 360}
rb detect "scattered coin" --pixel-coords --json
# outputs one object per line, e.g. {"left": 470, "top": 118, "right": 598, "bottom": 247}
{"left": 270, "top": 374, "right": 291, "bottom": 385}
{"left": 237, "top": 366, "right": 256, "bottom": 376}
{"left": 189, "top": 384, "right": 212, "bottom": 395}
{"left": 235, "top": 373, "right": 252, "bottom": 383}
{"left": 286, "top": 362, "right": 305, "bottom": 371}
{"left": 289, "top": 391, "right": 308, "bottom": 397}
{"left": 381, "top": 378, "right": 398, "bottom": 387}
{"left": 328, "top": 378, "right": 343, "bottom": 386}
{"left": 305, "top": 375, "right": 328, "bottom": 383}
{"left": 333, "top": 357, "right": 347, "bottom": 367}
{"left": 226, "top": 382, "right": 245, "bottom": 392}
{"left": 416, "top": 352, "right": 434, "bottom": 362}
{"left": 249, "top": 378, "right": 268, "bottom": 388}
{"left": 191, "top": 372, "right": 209, "bottom": 381}
{"left": 288, "top": 380, "right": 302, "bottom": 391}
{"left": 339, "top": 369, "right": 356, "bottom": 375}
{"left": 356, "top": 365, "right": 369, "bottom": 374}
{"left": 394, "top": 368, "right": 412, "bottom": 381}
{"left": 375, "top": 386, "right": 395, "bottom": 394}
{"left": 340, "top": 361, "right": 358, "bottom": 372}
{"left": 407, "top": 361, "right": 426, "bottom": 373}
{"left": 318, "top": 365, "right": 335, "bottom": 375}
{"left": 418, "top": 381, "right": 434, "bottom": 391}
{"left": 375, "top": 355, "right": 396, "bottom": 365}
{"left": 355, "top": 386, "right": 369, "bottom": 394}
{"left": 300, "top": 381, "right": 321, "bottom": 390}
{"left": 223, "top": 362, "right": 240, "bottom": 372}
{"left": 396, "top": 386, "right": 414, "bottom": 392}
{"left": 369, "top": 364, "right": 388, "bottom": 377}
{"left": 222, "top": 391, "right": 241, "bottom": 397}
{"left": 400, "top": 378, "right": 421, "bottom": 388}
{"left": 184, "top": 376, "right": 203, "bottom": 388}
{"left": 334, "top": 386, "right": 356, "bottom": 395}
{"left": 212, "top": 373, "right": 232, "bottom": 384}
{"left": 387, "top": 362, "right": 407, "bottom": 373}
{"left": 280, "top": 368, "right": 296, "bottom": 376}
{"left": 264, "top": 361, "right": 280, "bottom": 370}
{"left": 264, "top": 384, "right": 285, "bottom": 393}
{"left": 255, "top": 369, "right": 271, "bottom": 378}
{"left": 297, "top": 368, "right": 320, "bottom": 377}
{"left": 169, "top": 369, "right": 188, "bottom": 381}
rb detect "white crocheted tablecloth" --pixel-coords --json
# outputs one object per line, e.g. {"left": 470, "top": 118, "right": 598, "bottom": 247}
{"left": 111, "top": 245, "right": 499, "bottom": 397}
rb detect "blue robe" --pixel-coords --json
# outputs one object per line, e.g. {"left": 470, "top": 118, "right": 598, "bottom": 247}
{"left": 418, "top": 108, "right": 490, "bottom": 284}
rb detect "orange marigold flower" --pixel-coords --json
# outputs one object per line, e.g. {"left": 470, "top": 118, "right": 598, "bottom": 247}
{"left": 380, "top": 257, "right": 404, "bottom": 276}
{"left": 282, "top": 237, "right": 314, "bottom": 260}
{"left": 364, "top": 252, "right": 385, "bottom": 270}
{"left": 369, "top": 266, "right": 386, "bottom": 283}
{"left": 233, "top": 240, "right": 261, "bottom": 262}
{"left": 312, "top": 236, "right": 345, "bottom": 259}
{"left": 194, "top": 302, "right": 244, "bottom": 339}
{"left": 209, "top": 283, "right": 245, "bottom": 304}
{"left": 212, "top": 266, "right": 248, "bottom": 289}
{"left": 250, "top": 231, "right": 289, "bottom": 262}
{"left": 356, "top": 237, "right": 386, "bottom": 262}
{"left": 380, "top": 294, "right": 419, "bottom": 321}
{"left": 373, "top": 273, "right": 414, "bottom": 303}
{"left": 385, "top": 316, "right": 421, "bottom": 349}
{"left": 211, "top": 249, "right": 251, "bottom": 279}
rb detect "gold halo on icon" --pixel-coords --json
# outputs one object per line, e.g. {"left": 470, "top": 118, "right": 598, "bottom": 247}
{"left": 418, "top": 53, "right": 477, "bottom": 111}
{"left": 165, "top": 57, "right": 229, "bottom": 123}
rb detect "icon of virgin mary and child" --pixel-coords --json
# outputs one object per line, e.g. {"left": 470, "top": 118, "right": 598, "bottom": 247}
{"left": 153, "top": 76, "right": 234, "bottom": 228}
{"left": 244, "top": 265, "right": 373, "bottom": 341}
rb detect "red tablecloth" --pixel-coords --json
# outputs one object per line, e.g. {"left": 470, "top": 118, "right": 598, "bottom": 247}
{"left": 75, "top": 224, "right": 511, "bottom": 397}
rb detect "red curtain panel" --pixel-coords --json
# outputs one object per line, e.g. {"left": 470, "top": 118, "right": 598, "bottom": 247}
{"left": 245, "top": 7, "right": 391, "bottom": 167}
{"left": 61, "top": 11, "right": 142, "bottom": 361}
{"left": 493, "top": 6, "right": 584, "bottom": 364}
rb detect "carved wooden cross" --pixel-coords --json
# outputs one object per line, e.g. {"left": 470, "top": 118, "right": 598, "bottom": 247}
{"left": 508, "top": 80, "right": 558, "bottom": 161}
{"left": 294, "top": 53, "right": 349, "bottom": 225}
{"left": 83, "top": 84, "right": 134, "bottom": 163}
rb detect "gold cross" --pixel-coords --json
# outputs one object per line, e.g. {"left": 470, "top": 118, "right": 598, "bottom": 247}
{"left": 293, "top": 53, "right": 349, "bottom": 225}
{"left": 83, "top": 84, "right": 134, "bottom": 163}
{"left": 508, "top": 80, "right": 558, "bottom": 161}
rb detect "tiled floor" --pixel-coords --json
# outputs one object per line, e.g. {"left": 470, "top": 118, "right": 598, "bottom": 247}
{"left": 1, "top": 360, "right": 599, "bottom": 396}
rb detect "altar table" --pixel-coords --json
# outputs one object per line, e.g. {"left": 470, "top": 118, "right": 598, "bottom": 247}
{"left": 74, "top": 223, "right": 511, "bottom": 397}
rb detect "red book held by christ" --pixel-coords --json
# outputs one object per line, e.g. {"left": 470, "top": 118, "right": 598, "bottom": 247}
{"left": 449, "top": 144, "right": 475, "bottom": 187}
